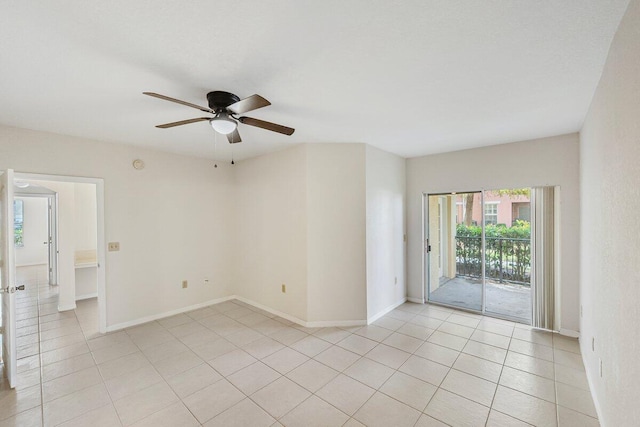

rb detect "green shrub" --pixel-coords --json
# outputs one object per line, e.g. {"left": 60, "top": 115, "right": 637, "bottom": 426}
{"left": 455, "top": 221, "right": 531, "bottom": 284}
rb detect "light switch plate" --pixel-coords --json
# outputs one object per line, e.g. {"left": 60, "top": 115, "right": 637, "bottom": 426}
{"left": 108, "top": 242, "right": 120, "bottom": 251}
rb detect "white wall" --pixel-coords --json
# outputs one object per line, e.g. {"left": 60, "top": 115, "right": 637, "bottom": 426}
{"left": 0, "top": 125, "right": 236, "bottom": 327}
{"left": 233, "top": 145, "right": 309, "bottom": 321}
{"left": 14, "top": 197, "right": 48, "bottom": 266}
{"left": 406, "top": 134, "right": 581, "bottom": 332}
{"left": 306, "top": 144, "right": 367, "bottom": 323}
{"left": 36, "top": 181, "right": 77, "bottom": 310}
{"left": 233, "top": 143, "right": 372, "bottom": 325}
{"left": 74, "top": 182, "right": 97, "bottom": 300}
{"left": 579, "top": 0, "right": 640, "bottom": 424}
{"left": 365, "top": 145, "right": 406, "bottom": 321}
{"left": 233, "top": 143, "right": 390, "bottom": 325}
{"left": 74, "top": 183, "right": 97, "bottom": 251}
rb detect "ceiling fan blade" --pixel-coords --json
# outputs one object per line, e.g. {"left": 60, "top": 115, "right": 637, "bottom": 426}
{"left": 143, "top": 92, "right": 214, "bottom": 113}
{"left": 239, "top": 116, "right": 295, "bottom": 135}
{"left": 227, "top": 128, "right": 242, "bottom": 144}
{"left": 227, "top": 94, "right": 271, "bottom": 115}
{"left": 155, "top": 117, "right": 211, "bottom": 128}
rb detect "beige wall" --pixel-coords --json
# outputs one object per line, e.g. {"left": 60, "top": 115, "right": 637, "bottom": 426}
{"left": 14, "top": 197, "right": 48, "bottom": 267}
{"left": 233, "top": 143, "right": 376, "bottom": 325}
{"left": 307, "top": 144, "right": 367, "bottom": 323}
{"left": 406, "top": 133, "right": 581, "bottom": 332}
{"left": 37, "top": 181, "right": 76, "bottom": 311}
{"left": 233, "top": 145, "right": 309, "bottom": 321}
{"left": 0, "top": 125, "right": 236, "bottom": 327}
{"left": 364, "top": 145, "right": 406, "bottom": 321}
{"left": 1, "top": 131, "right": 403, "bottom": 327}
{"left": 579, "top": 0, "right": 640, "bottom": 424}
{"left": 74, "top": 183, "right": 97, "bottom": 252}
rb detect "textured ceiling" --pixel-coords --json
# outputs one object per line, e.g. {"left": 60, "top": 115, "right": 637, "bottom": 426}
{"left": 0, "top": 1, "right": 630, "bottom": 161}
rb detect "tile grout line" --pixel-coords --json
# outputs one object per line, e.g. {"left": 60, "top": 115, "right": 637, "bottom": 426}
{"left": 12, "top": 282, "right": 596, "bottom": 427}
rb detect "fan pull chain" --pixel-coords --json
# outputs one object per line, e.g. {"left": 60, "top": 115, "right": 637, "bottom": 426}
{"left": 231, "top": 144, "right": 235, "bottom": 165}
{"left": 214, "top": 131, "right": 218, "bottom": 168}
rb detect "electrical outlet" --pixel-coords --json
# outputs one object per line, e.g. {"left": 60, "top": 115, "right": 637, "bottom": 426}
{"left": 580, "top": 305, "right": 583, "bottom": 318}
{"left": 281, "top": 284, "right": 286, "bottom": 293}
{"left": 108, "top": 242, "right": 120, "bottom": 252}
{"left": 204, "top": 278, "right": 209, "bottom": 285}
{"left": 182, "top": 280, "right": 188, "bottom": 289}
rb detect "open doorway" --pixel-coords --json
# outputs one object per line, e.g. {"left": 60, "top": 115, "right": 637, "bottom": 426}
{"left": 13, "top": 173, "right": 105, "bottom": 338}
{"left": 14, "top": 183, "right": 58, "bottom": 290}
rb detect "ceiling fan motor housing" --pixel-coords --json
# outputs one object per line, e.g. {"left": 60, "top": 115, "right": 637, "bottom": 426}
{"left": 207, "top": 91, "right": 240, "bottom": 112}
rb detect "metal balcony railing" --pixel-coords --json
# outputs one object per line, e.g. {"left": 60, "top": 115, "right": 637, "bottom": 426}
{"left": 455, "top": 236, "right": 531, "bottom": 286}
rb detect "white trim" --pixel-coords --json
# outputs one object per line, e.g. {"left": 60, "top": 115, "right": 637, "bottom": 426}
{"left": 233, "top": 296, "right": 307, "bottom": 326}
{"left": 367, "top": 298, "right": 407, "bottom": 324}
{"left": 75, "top": 293, "right": 97, "bottom": 301}
{"left": 58, "top": 303, "right": 77, "bottom": 311}
{"left": 234, "top": 295, "right": 367, "bottom": 328}
{"left": 15, "top": 262, "right": 48, "bottom": 267}
{"left": 307, "top": 319, "right": 366, "bottom": 328}
{"left": 407, "top": 297, "right": 424, "bottom": 304}
{"left": 105, "top": 295, "right": 236, "bottom": 332}
{"left": 559, "top": 328, "right": 580, "bottom": 338}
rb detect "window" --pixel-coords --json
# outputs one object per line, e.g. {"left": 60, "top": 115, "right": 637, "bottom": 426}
{"left": 14, "top": 199, "right": 23, "bottom": 247}
{"left": 484, "top": 202, "right": 498, "bottom": 225}
{"left": 512, "top": 202, "right": 531, "bottom": 224}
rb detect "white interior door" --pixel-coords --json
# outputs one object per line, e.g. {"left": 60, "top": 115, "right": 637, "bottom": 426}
{"left": 47, "top": 196, "right": 58, "bottom": 285}
{"left": 0, "top": 169, "right": 17, "bottom": 387}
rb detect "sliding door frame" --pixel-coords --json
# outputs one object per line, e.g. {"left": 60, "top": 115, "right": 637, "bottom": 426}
{"left": 422, "top": 190, "right": 533, "bottom": 323}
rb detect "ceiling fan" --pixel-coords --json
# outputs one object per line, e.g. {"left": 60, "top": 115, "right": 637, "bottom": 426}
{"left": 143, "top": 91, "right": 295, "bottom": 144}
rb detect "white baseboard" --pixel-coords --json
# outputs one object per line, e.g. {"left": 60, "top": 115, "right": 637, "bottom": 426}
{"left": 76, "top": 293, "right": 97, "bottom": 301}
{"left": 407, "top": 297, "right": 424, "bottom": 304}
{"left": 234, "top": 296, "right": 367, "bottom": 328}
{"left": 58, "top": 303, "right": 76, "bottom": 312}
{"left": 559, "top": 328, "right": 580, "bottom": 338}
{"left": 306, "top": 319, "right": 367, "bottom": 328}
{"left": 233, "top": 296, "right": 308, "bottom": 326}
{"left": 106, "top": 294, "right": 373, "bottom": 332}
{"left": 105, "top": 295, "right": 236, "bottom": 332}
{"left": 367, "top": 298, "right": 407, "bottom": 325}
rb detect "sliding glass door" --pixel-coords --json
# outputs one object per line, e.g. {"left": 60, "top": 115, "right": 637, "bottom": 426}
{"left": 426, "top": 192, "right": 483, "bottom": 312}
{"left": 425, "top": 189, "right": 532, "bottom": 324}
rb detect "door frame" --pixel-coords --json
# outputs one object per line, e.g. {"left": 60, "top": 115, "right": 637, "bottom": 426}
{"left": 0, "top": 169, "right": 17, "bottom": 387}
{"left": 423, "top": 190, "right": 533, "bottom": 323}
{"left": 15, "top": 172, "right": 107, "bottom": 334}
{"left": 423, "top": 191, "right": 485, "bottom": 315}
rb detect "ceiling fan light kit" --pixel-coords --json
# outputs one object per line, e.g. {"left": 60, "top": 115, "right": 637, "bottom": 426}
{"left": 209, "top": 113, "right": 237, "bottom": 135}
{"left": 143, "top": 90, "right": 295, "bottom": 145}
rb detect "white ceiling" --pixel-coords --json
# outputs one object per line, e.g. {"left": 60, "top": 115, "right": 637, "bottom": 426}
{"left": 0, "top": 1, "right": 630, "bottom": 161}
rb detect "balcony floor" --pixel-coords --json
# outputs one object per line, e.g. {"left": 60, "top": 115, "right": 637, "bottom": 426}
{"left": 430, "top": 276, "right": 531, "bottom": 324}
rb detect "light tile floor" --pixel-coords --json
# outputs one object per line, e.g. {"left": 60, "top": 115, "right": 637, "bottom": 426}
{"left": 0, "top": 266, "right": 600, "bottom": 426}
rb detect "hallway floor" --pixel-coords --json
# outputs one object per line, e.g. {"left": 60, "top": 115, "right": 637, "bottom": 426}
{"left": 1, "top": 266, "right": 599, "bottom": 426}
